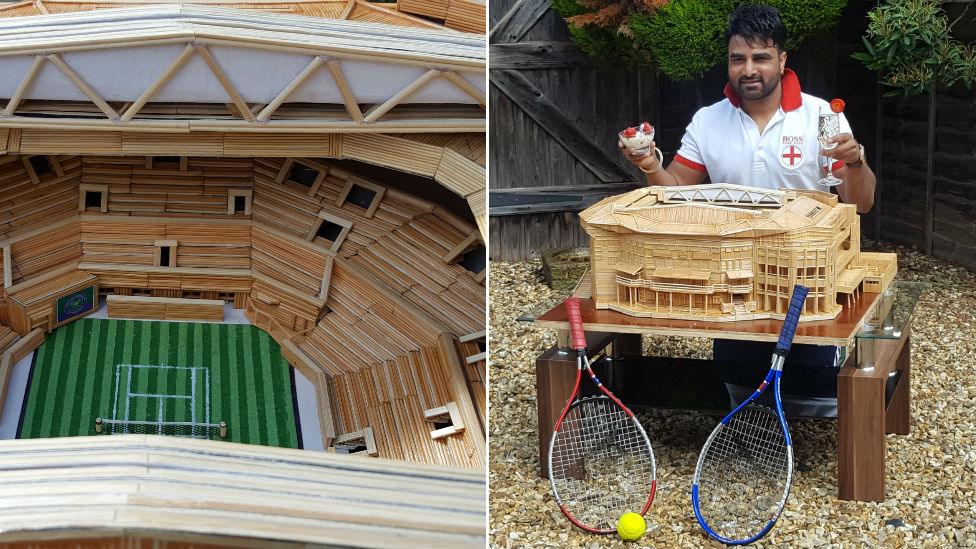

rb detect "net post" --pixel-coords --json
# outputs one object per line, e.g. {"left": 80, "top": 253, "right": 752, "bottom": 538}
{"left": 219, "top": 421, "right": 227, "bottom": 439}
{"left": 95, "top": 417, "right": 103, "bottom": 434}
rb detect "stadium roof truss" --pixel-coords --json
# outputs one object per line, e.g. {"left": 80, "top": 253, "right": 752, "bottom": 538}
{"left": 0, "top": 6, "right": 486, "bottom": 133}
{"left": 660, "top": 183, "right": 786, "bottom": 207}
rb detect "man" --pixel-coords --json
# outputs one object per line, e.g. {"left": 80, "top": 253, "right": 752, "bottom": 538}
{"left": 619, "top": 4, "right": 877, "bottom": 416}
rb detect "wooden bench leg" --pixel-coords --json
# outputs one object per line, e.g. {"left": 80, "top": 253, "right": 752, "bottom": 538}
{"left": 837, "top": 360, "right": 886, "bottom": 502}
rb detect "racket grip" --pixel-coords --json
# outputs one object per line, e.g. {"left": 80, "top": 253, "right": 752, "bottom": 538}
{"left": 564, "top": 297, "right": 587, "bottom": 352}
{"left": 776, "top": 284, "right": 809, "bottom": 354}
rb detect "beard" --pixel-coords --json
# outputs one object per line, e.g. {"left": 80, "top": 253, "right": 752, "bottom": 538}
{"left": 731, "top": 72, "right": 780, "bottom": 101}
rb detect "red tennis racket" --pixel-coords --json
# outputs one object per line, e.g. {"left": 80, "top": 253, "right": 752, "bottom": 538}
{"left": 547, "top": 297, "right": 657, "bottom": 534}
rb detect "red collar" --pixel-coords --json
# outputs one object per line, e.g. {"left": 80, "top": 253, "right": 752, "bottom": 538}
{"left": 723, "top": 68, "right": 802, "bottom": 112}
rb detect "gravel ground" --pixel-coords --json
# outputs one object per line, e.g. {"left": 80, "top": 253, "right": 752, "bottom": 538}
{"left": 489, "top": 242, "right": 976, "bottom": 548}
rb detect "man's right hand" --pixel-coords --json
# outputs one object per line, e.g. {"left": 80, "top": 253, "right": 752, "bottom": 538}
{"left": 618, "top": 140, "right": 660, "bottom": 173}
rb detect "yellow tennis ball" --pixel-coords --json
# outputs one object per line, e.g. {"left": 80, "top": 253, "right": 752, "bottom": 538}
{"left": 617, "top": 512, "right": 646, "bottom": 542}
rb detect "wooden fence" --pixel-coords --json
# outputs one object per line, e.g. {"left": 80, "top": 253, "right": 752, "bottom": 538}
{"left": 489, "top": 0, "right": 976, "bottom": 272}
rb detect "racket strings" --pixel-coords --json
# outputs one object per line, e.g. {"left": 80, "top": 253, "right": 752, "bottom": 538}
{"left": 695, "top": 405, "right": 792, "bottom": 542}
{"left": 550, "top": 397, "right": 656, "bottom": 532}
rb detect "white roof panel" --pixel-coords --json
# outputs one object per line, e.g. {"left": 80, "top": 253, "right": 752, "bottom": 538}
{"left": 0, "top": 5, "right": 485, "bottom": 107}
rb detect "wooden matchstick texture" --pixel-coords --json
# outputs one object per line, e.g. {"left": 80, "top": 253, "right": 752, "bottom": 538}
{"left": 0, "top": 537, "right": 308, "bottom": 549}
{"left": 328, "top": 340, "right": 485, "bottom": 470}
{"left": 4, "top": 269, "right": 94, "bottom": 334}
{"left": 5, "top": 220, "right": 83, "bottom": 284}
{"left": 0, "top": 326, "right": 17, "bottom": 355}
{"left": 395, "top": 0, "right": 486, "bottom": 33}
{"left": 0, "top": 153, "right": 484, "bottom": 472}
{"left": 442, "top": 0, "right": 486, "bottom": 33}
{"left": 0, "top": 0, "right": 454, "bottom": 32}
{"left": 107, "top": 295, "right": 224, "bottom": 321}
{"left": 3, "top": 135, "right": 485, "bottom": 234}
{"left": 395, "top": 0, "right": 448, "bottom": 20}
{"left": 16, "top": 130, "right": 342, "bottom": 158}
{"left": 0, "top": 155, "right": 82, "bottom": 242}
{"left": 0, "top": 436, "right": 486, "bottom": 548}
{"left": 435, "top": 149, "right": 486, "bottom": 197}
{"left": 298, "top": 260, "right": 444, "bottom": 373}
{"left": 341, "top": 134, "right": 444, "bottom": 178}
{"left": 0, "top": 328, "right": 43, "bottom": 412}
{"left": 581, "top": 184, "right": 897, "bottom": 323}
{"left": 458, "top": 339, "right": 486, "bottom": 429}
{"left": 392, "top": 133, "right": 486, "bottom": 167}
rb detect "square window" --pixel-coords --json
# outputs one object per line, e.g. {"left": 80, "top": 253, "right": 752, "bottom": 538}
{"left": 85, "top": 191, "right": 103, "bottom": 209}
{"left": 332, "top": 427, "right": 377, "bottom": 456}
{"left": 316, "top": 220, "right": 344, "bottom": 242}
{"left": 337, "top": 178, "right": 385, "bottom": 218}
{"left": 336, "top": 441, "right": 368, "bottom": 454}
{"left": 79, "top": 184, "right": 108, "bottom": 212}
{"left": 29, "top": 156, "right": 52, "bottom": 177}
{"left": 459, "top": 244, "right": 486, "bottom": 274}
{"left": 288, "top": 164, "right": 319, "bottom": 188}
{"left": 154, "top": 240, "right": 177, "bottom": 268}
{"left": 346, "top": 184, "right": 377, "bottom": 210}
{"left": 227, "top": 189, "right": 252, "bottom": 216}
{"left": 424, "top": 402, "right": 465, "bottom": 440}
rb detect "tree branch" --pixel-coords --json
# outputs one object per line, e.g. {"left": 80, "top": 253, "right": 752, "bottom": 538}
{"left": 949, "top": 0, "right": 975, "bottom": 30}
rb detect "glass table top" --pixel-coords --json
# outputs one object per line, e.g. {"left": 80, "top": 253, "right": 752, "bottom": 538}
{"left": 854, "top": 281, "right": 933, "bottom": 341}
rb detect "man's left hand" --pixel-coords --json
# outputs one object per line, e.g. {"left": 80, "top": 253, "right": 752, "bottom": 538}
{"left": 821, "top": 133, "right": 861, "bottom": 164}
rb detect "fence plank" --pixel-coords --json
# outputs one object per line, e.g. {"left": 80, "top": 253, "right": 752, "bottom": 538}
{"left": 490, "top": 69, "right": 633, "bottom": 183}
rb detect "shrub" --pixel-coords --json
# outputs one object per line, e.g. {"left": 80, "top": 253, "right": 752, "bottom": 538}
{"left": 550, "top": 0, "right": 848, "bottom": 80}
{"left": 852, "top": 0, "right": 976, "bottom": 96}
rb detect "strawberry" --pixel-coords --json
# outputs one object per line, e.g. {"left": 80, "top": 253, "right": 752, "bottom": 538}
{"left": 830, "top": 98, "right": 845, "bottom": 113}
{"left": 640, "top": 122, "right": 652, "bottom": 133}
{"left": 623, "top": 127, "right": 637, "bottom": 137}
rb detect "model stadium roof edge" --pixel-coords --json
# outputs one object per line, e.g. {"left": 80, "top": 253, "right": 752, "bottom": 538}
{"left": 0, "top": 5, "right": 486, "bottom": 59}
{"left": 0, "top": 8, "right": 485, "bottom": 123}
{"left": 0, "top": 435, "right": 487, "bottom": 548}
{"left": 0, "top": 0, "right": 487, "bottom": 34}
{"left": 582, "top": 184, "right": 840, "bottom": 237}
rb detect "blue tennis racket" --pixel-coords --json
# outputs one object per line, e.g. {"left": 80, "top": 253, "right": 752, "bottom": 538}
{"left": 692, "top": 284, "right": 809, "bottom": 545}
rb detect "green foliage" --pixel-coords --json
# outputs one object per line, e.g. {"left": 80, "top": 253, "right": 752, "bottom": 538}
{"left": 629, "top": 0, "right": 735, "bottom": 81}
{"left": 853, "top": 0, "right": 976, "bottom": 96}
{"left": 550, "top": 0, "right": 848, "bottom": 81}
{"left": 765, "top": 0, "right": 848, "bottom": 49}
{"left": 567, "top": 23, "right": 653, "bottom": 67}
{"left": 550, "top": 0, "right": 651, "bottom": 65}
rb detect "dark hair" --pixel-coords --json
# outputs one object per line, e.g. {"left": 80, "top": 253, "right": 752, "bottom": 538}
{"left": 726, "top": 4, "right": 787, "bottom": 51}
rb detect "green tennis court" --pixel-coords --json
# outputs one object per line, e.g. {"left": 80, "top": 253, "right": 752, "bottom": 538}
{"left": 18, "top": 318, "right": 299, "bottom": 448}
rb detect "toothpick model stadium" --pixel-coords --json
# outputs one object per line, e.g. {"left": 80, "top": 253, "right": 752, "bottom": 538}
{"left": 0, "top": 1, "right": 486, "bottom": 547}
{"left": 581, "top": 184, "right": 897, "bottom": 322}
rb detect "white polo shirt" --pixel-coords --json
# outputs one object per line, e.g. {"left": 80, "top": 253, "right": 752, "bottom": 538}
{"left": 674, "top": 70, "right": 851, "bottom": 191}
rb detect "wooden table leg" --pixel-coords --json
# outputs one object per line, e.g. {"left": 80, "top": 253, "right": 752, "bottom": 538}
{"left": 536, "top": 332, "right": 616, "bottom": 478}
{"left": 837, "top": 325, "right": 912, "bottom": 501}
{"left": 536, "top": 346, "right": 577, "bottom": 478}
{"left": 613, "top": 333, "right": 643, "bottom": 359}
{"left": 885, "top": 329, "right": 911, "bottom": 435}
{"left": 837, "top": 359, "right": 886, "bottom": 501}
